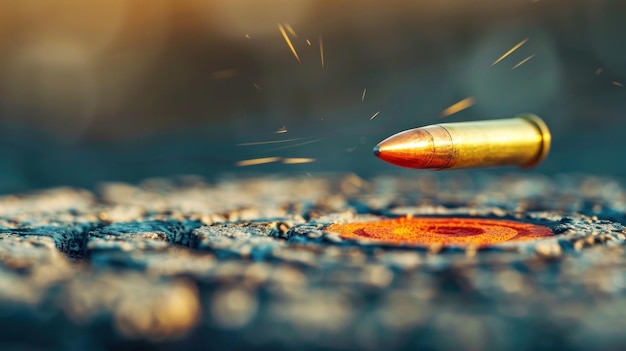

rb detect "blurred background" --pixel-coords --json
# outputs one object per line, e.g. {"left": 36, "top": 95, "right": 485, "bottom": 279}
{"left": 0, "top": 0, "right": 624, "bottom": 193}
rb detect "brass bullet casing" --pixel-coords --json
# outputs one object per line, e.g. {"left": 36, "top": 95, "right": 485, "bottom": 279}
{"left": 373, "top": 114, "right": 551, "bottom": 170}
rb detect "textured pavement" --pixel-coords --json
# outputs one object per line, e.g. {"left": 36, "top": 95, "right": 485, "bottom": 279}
{"left": 2, "top": 173, "right": 626, "bottom": 350}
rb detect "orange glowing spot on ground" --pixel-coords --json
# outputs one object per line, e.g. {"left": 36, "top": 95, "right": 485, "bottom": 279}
{"left": 278, "top": 24, "right": 300, "bottom": 63}
{"left": 325, "top": 217, "right": 553, "bottom": 247}
{"left": 492, "top": 38, "right": 528, "bottom": 66}
{"left": 440, "top": 97, "right": 475, "bottom": 117}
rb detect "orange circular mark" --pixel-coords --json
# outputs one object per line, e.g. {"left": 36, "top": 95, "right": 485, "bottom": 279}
{"left": 325, "top": 217, "right": 553, "bottom": 247}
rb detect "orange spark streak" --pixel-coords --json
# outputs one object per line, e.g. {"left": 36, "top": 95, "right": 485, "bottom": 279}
{"left": 278, "top": 24, "right": 300, "bottom": 63}
{"left": 492, "top": 38, "right": 528, "bottom": 66}
{"left": 512, "top": 54, "right": 535, "bottom": 69}
{"left": 306, "top": 39, "right": 312, "bottom": 46}
{"left": 282, "top": 158, "right": 316, "bottom": 164}
{"left": 362, "top": 88, "right": 367, "bottom": 101}
{"left": 252, "top": 83, "right": 261, "bottom": 90}
{"left": 613, "top": 81, "right": 624, "bottom": 87}
{"left": 595, "top": 68, "right": 604, "bottom": 75}
{"left": 369, "top": 111, "right": 380, "bottom": 120}
{"left": 319, "top": 35, "right": 324, "bottom": 68}
{"left": 275, "top": 126, "right": 288, "bottom": 134}
{"left": 284, "top": 23, "right": 298, "bottom": 38}
{"left": 211, "top": 69, "right": 238, "bottom": 80}
{"left": 266, "top": 138, "right": 323, "bottom": 152}
{"left": 440, "top": 97, "right": 476, "bottom": 117}
{"left": 236, "top": 157, "right": 281, "bottom": 167}
{"left": 237, "top": 138, "right": 302, "bottom": 146}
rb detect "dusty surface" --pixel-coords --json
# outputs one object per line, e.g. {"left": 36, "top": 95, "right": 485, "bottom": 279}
{"left": 1, "top": 173, "right": 626, "bottom": 350}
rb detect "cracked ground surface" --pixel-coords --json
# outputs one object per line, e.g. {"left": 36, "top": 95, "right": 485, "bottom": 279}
{"left": 2, "top": 173, "right": 626, "bottom": 350}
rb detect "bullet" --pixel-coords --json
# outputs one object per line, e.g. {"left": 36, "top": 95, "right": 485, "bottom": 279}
{"left": 373, "top": 114, "right": 551, "bottom": 170}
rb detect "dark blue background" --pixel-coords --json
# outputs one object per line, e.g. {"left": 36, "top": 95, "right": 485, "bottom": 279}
{"left": 0, "top": 0, "right": 624, "bottom": 193}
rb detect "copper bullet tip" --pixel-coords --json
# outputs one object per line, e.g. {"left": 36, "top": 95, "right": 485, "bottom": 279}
{"left": 373, "top": 145, "right": 381, "bottom": 157}
{"left": 374, "top": 115, "right": 551, "bottom": 170}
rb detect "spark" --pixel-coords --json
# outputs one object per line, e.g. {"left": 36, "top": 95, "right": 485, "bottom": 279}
{"left": 306, "top": 39, "right": 312, "bottom": 46}
{"left": 595, "top": 68, "right": 604, "bottom": 75}
{"left": 319, "top": 35, "right": 324, "bottom": 68}
{"left": 252, "top": 83, "right": 261, "bottom": 90}
{"left": 512, "top": 54, "right": 535, "bottom": 69}
{"left": 237, "top": 138, "right": 303, "bottom": 146}
{"left": 361, "top": 88, "right": 367, "bottom": 102}
{"left": 211, "top": 68, "right": 238, "bottom": 80}
{"left": 440, "top": 97, "right": 476, "bottom": 117}
{"left": 275, "top": 126, "right": 288, "bottom": 133}
{"left": 284, "top": 23, "right": 298, "bottom": 38}
{"left": 278, "top": 24, "right": 300, "bottom": 63}
{"left": 245, "top": 34, "right": 250, "bottom": 39}
{"left": 369, "top": 111, "right": 380, "bottom": 120}
{"left": 613, "top": 81, "right": 624, "bottom": 87}
{"left": 492, "top": 38, "right": 528, "bottom": 66}
{"left": 236, "top": 157, "right": 281, "bottom": 167}
{"left": 266, "top": 138, "right": 323, "bottom": 152}
{"left": 282, "top": 157, "right": 316, "bottom": 164}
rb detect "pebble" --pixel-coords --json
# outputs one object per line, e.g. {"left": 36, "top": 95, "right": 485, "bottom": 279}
{"left": 211, "top": 287, "right": 258, "bottom": 328}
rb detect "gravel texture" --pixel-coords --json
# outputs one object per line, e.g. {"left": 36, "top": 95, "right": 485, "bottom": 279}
{"left": 1, "top": 172, "right": 626, "bottom": 350}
